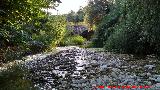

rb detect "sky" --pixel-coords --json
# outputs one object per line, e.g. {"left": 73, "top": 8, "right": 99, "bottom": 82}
{"left": 47, "top": 0, "right": 88, "bottom": 15}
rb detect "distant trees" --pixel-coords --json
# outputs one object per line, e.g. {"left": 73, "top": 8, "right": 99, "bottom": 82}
{"left": 84, "top": 0, "right": 111, "bottom": 30}
{"left": 66, "top": 10, "right": 76, "bottom": 23}
{"left": 66, "top": 9, "right": 85, "bottom": 25}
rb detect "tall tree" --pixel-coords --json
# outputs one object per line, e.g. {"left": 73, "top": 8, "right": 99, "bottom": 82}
{"left": 85, "top": 0, "right": 110, "bottom": 30}
{"left": 0, "top": 0, "right": 62, "bottom": 62}
{"left": 104, "top": 0, "right": 160, "bottom": 55}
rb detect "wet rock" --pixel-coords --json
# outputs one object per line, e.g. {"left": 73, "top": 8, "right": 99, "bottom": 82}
{"left": 59, "top": 65, "right": 68, "bottom": 70}
{"left": 153, "top": 77, "right": 160, "bottom": 83}
{"left": 90, "top": 63, "right": 100, "bottom": 68}
{"left": 146, "top": 72, "right": 152, "bottom": 77}
{"left": 153, "top": 83, "right": 160, "bottom": 89}
{"left": 100, "top": 64, "right": 108, "bottom": 70}
{"left": 112, "top": 68, "right": 121, "bottom": 73}
{"left": 22, "top": 46, "right": 160, "bottom": 90}
{"left": 111, "top": 72, "right": 118, "bottom": 79}
{"left": 72, "top": 79, "right": 88, "bottom": 84}
{"left": 120, "top": 66, "right": 128, "bottom": 69}
{"left": 144, "top": 81, "right": 152, "bottom": 85}
{"left": 144, "top": 65, "right": 156, "bottom": 70}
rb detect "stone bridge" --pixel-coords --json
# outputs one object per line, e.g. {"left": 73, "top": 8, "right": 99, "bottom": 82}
{"left": 66, "top": 25, "right": 94, "bottom": 40}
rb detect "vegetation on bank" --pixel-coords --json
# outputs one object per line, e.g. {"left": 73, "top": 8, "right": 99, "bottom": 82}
{"left": 90, "top": 0, "right": 160, "bottom": 55}
{"left": 0, "top": 0, "right": 66, "bottom": 64}
{"left": 60, "top": 35, "right": 86, "bottom": 46}
{"left": 0, "top": 64, "right": 36, "bottom": 90}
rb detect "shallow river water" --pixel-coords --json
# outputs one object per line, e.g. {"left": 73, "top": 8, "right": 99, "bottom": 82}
{"left": 24, "top": 46, "right": 160, "bottom": 90}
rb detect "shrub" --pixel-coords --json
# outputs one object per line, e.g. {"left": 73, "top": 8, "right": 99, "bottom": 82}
{"left": 60, "top": 35, "right": 86, "bottom": 46}
{"left": 72, "top": 35, "right": 86, "bottom": 45}
{"left": 104, "top": 27, "right": 124, "bottom": 53}
{"left": 81, "top": 41, "right": 94, "bottom": 48}
{"left": 92, "top": 7, "right": 121, "bottom": 48}
{"left": 0, "top": 65, "right": 36, "bottom": 90}
{"left": 104, "top": 0, "right": 160, "bottom": 55}
{"left": 31, "top": 15, "right": 66, "bottom": 50}
{"left": 92, "top": 0, "right": 160, "bottom": 55}
{"left": 2, "top": 47, "right": 24, "bottom": 63}
{"left": 26, "top": 41, "right": 46, "bottom": 54}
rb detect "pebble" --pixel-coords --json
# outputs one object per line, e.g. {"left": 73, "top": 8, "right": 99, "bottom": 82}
{"left": 144, "top": 65, "right": 156, "bottom": 70}
{"left": 23, "top": 46, "right": 160, "bottom": 90}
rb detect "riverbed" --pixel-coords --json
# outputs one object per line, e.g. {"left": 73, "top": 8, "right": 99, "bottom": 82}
{"left": 23, "top": 46, "right": 160, "bottom": 90}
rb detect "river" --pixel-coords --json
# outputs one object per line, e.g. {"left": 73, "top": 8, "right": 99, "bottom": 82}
{"left": 24, "top": 46, "right": 160, "bottom": 90}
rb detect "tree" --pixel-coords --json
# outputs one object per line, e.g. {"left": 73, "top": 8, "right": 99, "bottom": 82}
{"left": 66, "top": 9, "right": 85, "bottom": 25}
{"left": 104, "top": 0, "right": 160, "bottom": 55}
{"left": 67, "top": 10, "right": 76, "bottom": 22}
{"left": 0, "top": 0, "right": 62, "bottom": 62}
{"left": 0, "top": 0, "right": 61, "bottom": 25}
{"left": 76, "top": 8, "right": 85, "bottom": 22}
{"left": 85, "top": 0, "right": 110, "bottom": 30}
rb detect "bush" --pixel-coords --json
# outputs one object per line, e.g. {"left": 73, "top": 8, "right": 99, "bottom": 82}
{"left": 60, "top": 35, "right": 86, "bottom": 46}
{"left": 72, "top": 35, "right": 86, "bottom": 45}
{"left": 2, "top": 47, "right": 24, "bottom": 63}
{"left": 92, "top": 8, "right": 121, "bottom": 48}
{"left": 104, "top": 27, "right": 125, "bottom": 53}
{"left": 0, "top": 65, "right": 36, "bottom": 90}
{"left": 92, "top": 0, "right": 160, "bottom": 55}
{"left": 31, "top": 15, "right": 66, "bottom": 50}
{"left": 27, "top": 41, "right": 46, "bottom": 54}
{"left": 81, "top": 41, "right": 94, "bottom": 48}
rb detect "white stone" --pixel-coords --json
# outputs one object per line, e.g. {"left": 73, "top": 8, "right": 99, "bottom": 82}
{"left": 144, "top": 65, "right": 155, "bottom": 70}
{"left": 111, "top": 72, "right": 118, "bottom": 79}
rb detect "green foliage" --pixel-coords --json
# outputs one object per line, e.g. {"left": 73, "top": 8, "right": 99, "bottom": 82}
{"left": 92, "top": 0, "right": 160, "bottom": 55}
{"left": 66, "top": 11, "right": 76, "bottom": 22}
{"left": 60, "top": 35, "right": 86, "bottom": 46}
{"left": 0, "top": 0, "right": 60, "bottom": 25}
{"left": 0, "top": 25, "right": 32, "bottom": 46}
{"left": 0, "top": 65, "right": 36, "bottom": 90}
{"left": 0, "top": 0, "right": 63, "bottom": 63}
{"left": 104, "top": 23, "right": 127, "bottom": 53}
{"left": 2, "top": 47, "right": 26, "bottom": 63}
{"left": 77, "top": 9, "right": 85, "bottom": 22}
{"left": 32, "top": 15, "right": 66, "bottom": 49}
{"left": 107, "top": 0, "right": 160, "bottom": 55}
{"left": 46, "top": 15, "right": 66, "bottom": 48}
{"left": 67, "top": 9, "right": 85, "bottom": 24}
{"left": 82, "top": 41, "right": 94, "bottom": 48}
{"left": 84, "top": 0, "right": 111, "bottom": 29}
{"left": 92, "top": 6, "right": 121, "bottom": 48}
